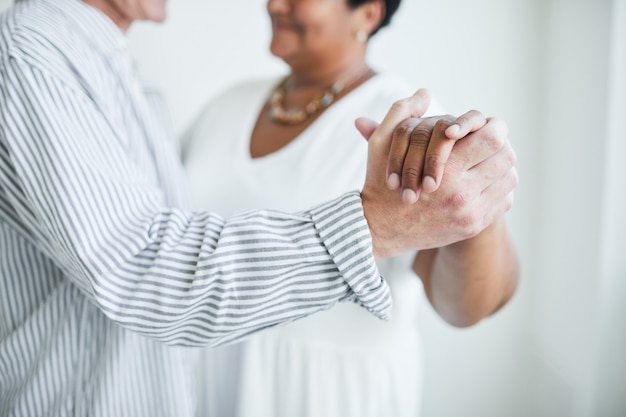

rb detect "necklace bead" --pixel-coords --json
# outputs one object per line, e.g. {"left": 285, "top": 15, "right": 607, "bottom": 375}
{"left": 267, "top": 80, "right": 341, "bottom": 124}
{"left": 267, "top": 68, "right": 371, "bottom": 125}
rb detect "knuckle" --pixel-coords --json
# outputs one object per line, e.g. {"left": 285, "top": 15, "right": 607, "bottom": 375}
{"left": 424, "top": 153, "right": 443, "bottom": 173}
{"left": 455, "top": 110, "right": 484, "bottom": 129}
{"left": 505, "top": 194, "right": 514, "bottom": 211}
{"left": 483, "top": 128, "right": 505, "bottom": 152}
{"left": 447, "top": 190, "right": 470, "bottom": 209}
{"left": 388, "top": 156, "right": 405, "bottom": 170}
{"left": 509, "top": 167, "right": 519, "bottom": 188}
{"left": 469, "top": 109, "right": 485, "bottom": 122}
{"left": 394, "top": 123, "right": 415, "bottom": 138}
{"left": 391, "top": 99, "right": 411, "bottom": 116}
{"left": 489, "top": 117, "right": 509, "bottom": 137}
{"left": 409, "top": 125, "right": 433, "bottom": 148}
{"left": 456, "top": 213, "right": 482, "bottom": 238}
{"left": 467, "top": 223, "right": 483, "bottom": 239}
{"left": 479, "top": 118, "right": 507, "bottom": 148}
{"left": 402, "top": 167, "right": 421, "bottom": 181}
{"left": 506, "top": 146, "right": 518, "bottom": 167}
{"left": 434, "top": 117, "right": 452, "bottom": 132}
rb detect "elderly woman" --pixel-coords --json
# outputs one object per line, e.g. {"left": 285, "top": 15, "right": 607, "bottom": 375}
{"left": 183, "top": 0, "right": 518, "bottom": 416}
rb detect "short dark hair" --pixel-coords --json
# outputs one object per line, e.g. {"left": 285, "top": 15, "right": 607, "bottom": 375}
{"left": 347, "top": 0, "right": 401, "bottom": 36}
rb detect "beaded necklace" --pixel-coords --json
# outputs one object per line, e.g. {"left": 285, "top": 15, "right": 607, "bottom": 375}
{"left": 267, "top": 67, "right": 372, "bottom": 125}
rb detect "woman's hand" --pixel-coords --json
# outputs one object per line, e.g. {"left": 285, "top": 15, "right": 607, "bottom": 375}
{"left": 356, "top": 108, "right": 489, "bottom": 204}
{"left": 387, "top": 110, "right": 487, "bottom": 203}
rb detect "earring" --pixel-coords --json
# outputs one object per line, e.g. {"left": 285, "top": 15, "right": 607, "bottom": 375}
{"left": 356, "top": 30, "right": 368, "bottom": 42}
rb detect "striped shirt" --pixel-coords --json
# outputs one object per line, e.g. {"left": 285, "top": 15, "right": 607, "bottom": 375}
{"left": 0, "top": 0, "right": 391, "bottom": 415}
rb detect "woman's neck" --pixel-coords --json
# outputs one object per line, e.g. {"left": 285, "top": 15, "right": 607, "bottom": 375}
{"left": 265, "top": 59, "right": 376, "bottom": 126}
{"left": 286, "top": 59, "right": 372, "bottom": 91}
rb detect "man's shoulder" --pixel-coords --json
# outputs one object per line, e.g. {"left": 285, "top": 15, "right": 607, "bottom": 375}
{"left": 1, "top": 1, "right": 98, "bottom": 81}
{"left": 1, "top": 1, "right": 65, "bottom": 51}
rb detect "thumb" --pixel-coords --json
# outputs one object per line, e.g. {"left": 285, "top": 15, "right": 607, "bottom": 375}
{"left": 411, "top": 88, "right": 432, "bottom": 118}
{"left": 364, "top": 88, "right": 432, "bottom": 187}
{"left": 367, "top": 88, "right": 432, "bottom": 150}
{"left": 355, "top": 117, "right": 379, "bottom": 141}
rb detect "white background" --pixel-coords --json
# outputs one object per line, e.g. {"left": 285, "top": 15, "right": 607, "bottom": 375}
{"left": 2, "top": 0, "right": 625, "bottom": 416}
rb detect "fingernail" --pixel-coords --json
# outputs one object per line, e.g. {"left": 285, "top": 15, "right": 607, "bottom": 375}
{"left": 402, "top": 189, "right": 418, "bottom": 204}
{"left": 422, "top": 176, "right": 437, "bottom": 193}
{"left": 387, "top": 173, "right": 400, "bottom": 190}
{"left": 446, "top": 124, "right": 460, "bottom": 137}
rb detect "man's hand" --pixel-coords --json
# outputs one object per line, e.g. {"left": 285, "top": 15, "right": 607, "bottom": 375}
{"left": 360, "top": 98, "right": 517, "bottom": 259}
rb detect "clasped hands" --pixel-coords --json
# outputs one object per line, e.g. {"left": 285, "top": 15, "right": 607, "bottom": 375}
{"left": 359, "top": 89, "right": 518, "bottom": 259}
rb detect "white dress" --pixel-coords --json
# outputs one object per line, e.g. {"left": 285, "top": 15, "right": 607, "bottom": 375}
{"left": 184, "top": 74, "right": 443, "bottom": 417}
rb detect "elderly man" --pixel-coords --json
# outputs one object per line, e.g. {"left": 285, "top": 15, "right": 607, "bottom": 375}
{"left": 0, "top": 0, "right": 518, "bottom": 415}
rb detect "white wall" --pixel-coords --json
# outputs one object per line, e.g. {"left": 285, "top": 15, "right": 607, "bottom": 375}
{"left": 592, "top": 3, "right": 626, "bottom": 414}
{"left": 519, "top": 4, "right": 626, "bottom": 415}
{"left": 1, "top": 0, "right": 624, "bottom": 416}
{"left": 525, "top": 1, "right": 626, "bottom": 416}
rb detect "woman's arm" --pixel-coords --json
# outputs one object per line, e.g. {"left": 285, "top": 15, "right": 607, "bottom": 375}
{"left": 413, "top": 217, "right": 519, "bottom": 327}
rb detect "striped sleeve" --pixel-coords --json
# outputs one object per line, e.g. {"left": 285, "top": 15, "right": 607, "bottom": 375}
{"left": 0, "top": 53, "right": 391, "bottom": 347}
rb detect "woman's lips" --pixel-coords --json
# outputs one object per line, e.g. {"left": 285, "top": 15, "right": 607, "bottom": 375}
{"left": 271, "top": 17, "right": 300, "bottom": 33}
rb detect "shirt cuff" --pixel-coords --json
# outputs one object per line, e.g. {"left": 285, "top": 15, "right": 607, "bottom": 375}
{"left": 309, "top": 191, "right": 392, "bottom": 320}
